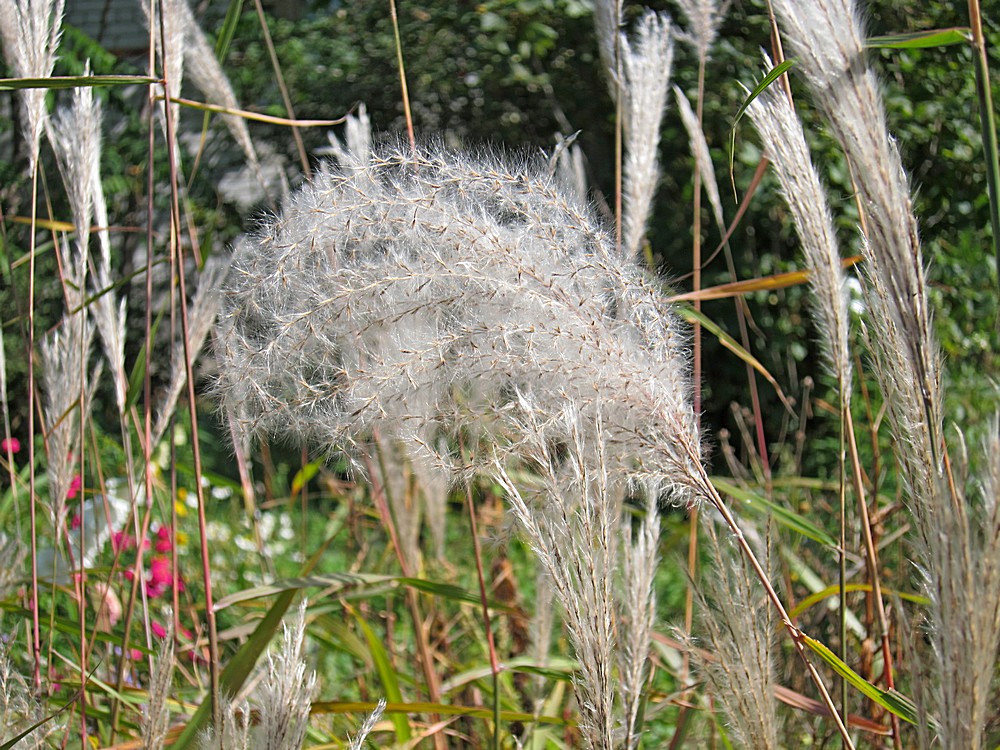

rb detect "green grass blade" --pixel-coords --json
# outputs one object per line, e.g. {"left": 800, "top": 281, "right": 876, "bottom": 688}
{"left": 679, "top": 305, "right": 793, "bottom": 414}
{"left": 790, "top": 584, "right": 930, "bottom": 619}
{"left": 214, "top": 574, "right": 396, "bottom": 610}
{"left": 214, "top": 0, "right": 246, "bottom": 59}
{"left": 350, "top": 609, "right": 412, "bottom": 744}
{"left": 290, "top": 461, "right": 321, "bottom": 495}
{"left": 310, "top": 700, "right": 571, "bottom": 726}
{"left": 0, "top": 605, "right": 153, "bottom": 655}
{"left": 968, "top": 8, "right": 1000, "bottom": 291}
{"left": 732, "top": 59, "right": 795, "bottom": 128}
{"left": 865, "top": 28, "right": 971, "bottom": 49}
{"left": 802, "top": 634, "right": 921, "bottom": 726}
{"left": 214, "top": 573, "right": 498, "bottom": 611}
{"left": 711, "top": 478, "right": 837, "bottom": 547}
{"left": 0, "top": 75, "right": 157, "bottom": 90}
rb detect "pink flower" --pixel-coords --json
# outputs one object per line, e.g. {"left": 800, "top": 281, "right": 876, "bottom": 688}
{"left": 154, "top": 525, "right": 173, "bottom": 553}
{"left": 67, "top": 475, "right": 82, "bottom": 500}
{"left": 1, "top": 437, "right": 20, "bottom": 455}
{"left": 151, "top": 620, "right": 167, "bottom": 639}
{"left": 70, "top": 513, "right": 81, "bottom": 530}
{"left": 112, "top": 530, "right": 135, "bottom": 553}
{"left": 148, "top": 557, "right": 173, "bottom": 597}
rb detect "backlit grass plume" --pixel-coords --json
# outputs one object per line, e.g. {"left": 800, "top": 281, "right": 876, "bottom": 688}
{"left": 215, "top": 138, "right": 859, "bottom": 744}
{"left": 215, "top": 140, "right": 701, "bottom": 748}
{"left": 773, "top": 0, "right": 1000, "bottom": 746}
{"left": 215, "top": 142, "right": 700, "bottom": 494}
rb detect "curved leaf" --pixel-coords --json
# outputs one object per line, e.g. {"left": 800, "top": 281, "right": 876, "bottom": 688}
{"left": 802, "top": 635, "right": 922, "bottom": 726}
{"left": 790, "top": 584, "right": 930, "bottom": 620}
{"left": 866, "top": 28, "right": 971, "bottom": 49}
{"left": 712, "top": 477, "right": 837, "bottom": 547}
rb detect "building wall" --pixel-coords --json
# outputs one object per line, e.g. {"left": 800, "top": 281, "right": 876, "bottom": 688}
{"left": 65, "top": 0, "right": 149, "bottom": 54}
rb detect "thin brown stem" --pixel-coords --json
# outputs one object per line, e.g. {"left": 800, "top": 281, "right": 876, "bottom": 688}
{"left": 389, "top": 0, "right": 416, "bottom": 151}
{"left": 363, "top": 446, "right": 447, "bottom": 750}
{"left": 163, "top": 85, "right": 222, "bottom": 732}
{"left": 697, "top": 457, "right": 856, "bottom": 749}
{"left": 252, "top": 0, "right": 311, "bottom": 178}
{"left": 684, "top": 52, "right": 708, "bottom": 690}
{"left": 845, "top": 407, "right": 901, "bottom": 748}
{"left": 465, "top": 477, "right": 502, "bottom": 749}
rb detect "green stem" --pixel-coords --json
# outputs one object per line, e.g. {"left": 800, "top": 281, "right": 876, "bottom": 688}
{"left": 968, "top": 0, "right": 1000, "bottom": 291}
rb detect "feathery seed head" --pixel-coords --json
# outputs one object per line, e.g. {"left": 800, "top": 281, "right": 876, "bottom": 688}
{"left": 215, "top": 143, "right": 700, "bottom": 495}
{"left": 0, "top": 0, "right": 65, "bottom": 169}
{"left": 744, "top": 62, "right": 851, "bottom": 398}
{"left": 673, "top": 0, "right": 729, "bottom": 62}
{"left": 620, "top": 12, "right": 674, "bottom": 259}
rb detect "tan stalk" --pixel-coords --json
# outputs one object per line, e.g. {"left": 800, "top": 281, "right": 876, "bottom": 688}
{"left": 389, "top": 0, "right": 415, "bottom": 151}
{"left": 363, "top": 444, "right": 446, "bottom": 750}
{"left": 252, "top": 0, "right": 310, "bottom": 178}
{"left": 28, "top": 162, "right": 41, "bottom": 692}
{"left": 695, "top": 457, "right": 856, "bottom": 748}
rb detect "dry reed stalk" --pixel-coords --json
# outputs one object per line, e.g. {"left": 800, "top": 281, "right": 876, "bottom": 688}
{"left": 772, "top": 0, "right": 1000, "bottom": 745}
{"left": 688, "top": 521, "right": 779, "bottom": 749}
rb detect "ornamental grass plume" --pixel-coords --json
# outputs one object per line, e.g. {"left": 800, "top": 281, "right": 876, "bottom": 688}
{"left": 142, "top": 620, "right": 175, "bottom": 750}
{"left": 687, "top": 522, "right": 779, "bottom": 750}
{"left": 772, "top": 0, "right": 1000, "bottom": 746}
{"left": 214, "top": 141, "right": 701, "bottom": 495}
{"left": 620, "top": 11, "right": 674, "bottom": 259}
{"left": 215, "top": 136, "right": 703, "bottom": 748}
{"left": 215, "top": 130, "right": 858, "bottom": 744}
{"left": 50, "top": 65, "right": 130, "bottom": 413}
{"left": 0, "top": 0, "right": 65, "bottom": 169}
{"left": 770, "top": 0, "right": 938, "bottom": 475}
{"left": 743, "top": 59, "right": 850, "bottom": 399}
{"left": 0, "top": 641, "right": 59, "bottom": 749}
{"left": 198, "top": 603, "right": 315, "bottom": 750}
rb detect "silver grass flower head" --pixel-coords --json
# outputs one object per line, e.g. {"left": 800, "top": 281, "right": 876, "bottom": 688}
{"left": 254, "top": 602, "right": 315, "bottom": 750}
{"left": 142, "top": 619, "right": 175, "bottom": 750}
{"left": 592, "top": 0, "right": 623, "bottom": 95}
{"left": 49, "top": 64, "right": 101, "bottom": 255}
{"left": 673, "top": 0, "right": 729, "bottom": 62}
{"left": 0, "top": 0, "right": 65, "bottom": 169}
{"left": 771, "top": 0, "right": 940, "bottom": 485}
{"left": 916, "top": 425, "right": 1000, "bottom": 750}
{"left": 617, "top": 488, "right": 660, "bottom": 750}
{"left": 744, "top": 61, "right": 851, "bottom": 398}
{"left": 348, "top": 698, "right": 385, "bottom": 750}
{"left": 494, "top": 407, "right": 620, "bottom": 749}
{"left": 673, "top": 85, "right": 723, "bottom": 230}
{"left": 142, "top": 0, "right": 186, "bottom": 148}
{"left": 179, "top": 0, "right": 262, "bottom": 180}
{"left": 620, "top": 11, "right": 674, "bottom": 259}
{"left": 215, "top": 143, "right": 701, "bottom": 496}
{"left": 40, "top": 310, "right": 98, "bottom": 536}
{"left": 690, "top": 521, "right": 779, "bottom": 749}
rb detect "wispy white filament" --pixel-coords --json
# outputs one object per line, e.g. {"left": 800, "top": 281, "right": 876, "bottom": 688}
{"left": 744, "top": 63, "right": 851, "bottom": 398}
{"left": 620, "top": 12, "right": 674, "bottom": 259}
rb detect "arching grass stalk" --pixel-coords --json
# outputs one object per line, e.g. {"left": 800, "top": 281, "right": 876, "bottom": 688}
{"left": 214, "top": 141, "right": 853, "bottom": 747}
{"left": 967, "top": 0, "right": 1000, "bottom": 290}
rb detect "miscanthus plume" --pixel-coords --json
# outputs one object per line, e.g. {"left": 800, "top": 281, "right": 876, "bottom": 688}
{"left": 215, "top": 138, "right": 700, "bottom": 747}
{"left": 214, "top": 142, "right": 700, "bottom": 494}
